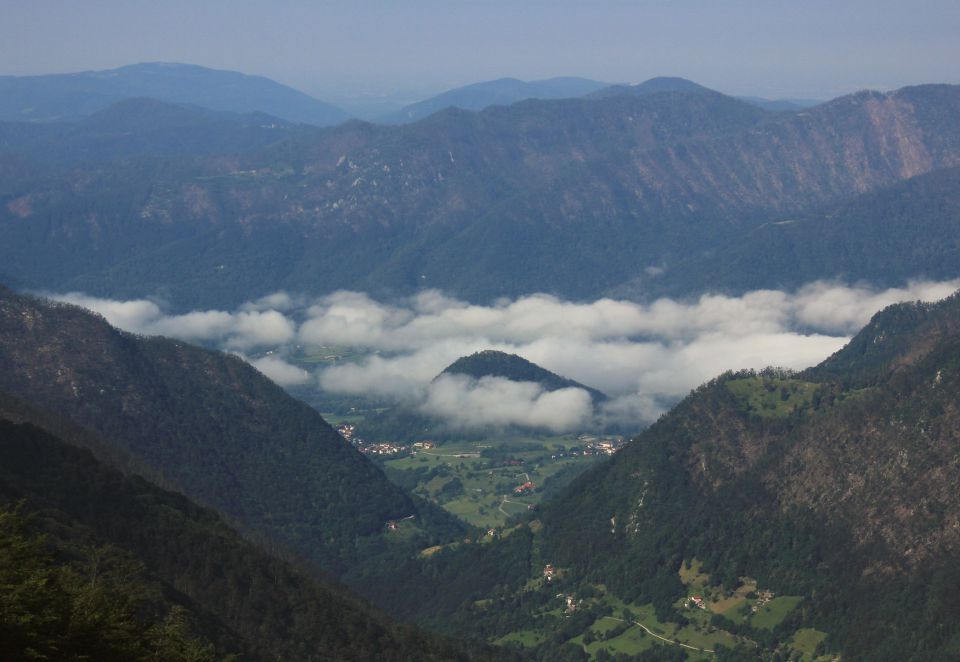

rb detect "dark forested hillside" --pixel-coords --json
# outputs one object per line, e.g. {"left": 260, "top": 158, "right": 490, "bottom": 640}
{"left": 1, "top": 84, "right": 957, "bottom": 307}
{"left": 0, "top": 288, "right": 464, "bottom": 581}
{"left": 0, "top": 420, "right": 487, "bottom": 661}
{"left": 534, "top": 292, "right": 960, "bottom": 659}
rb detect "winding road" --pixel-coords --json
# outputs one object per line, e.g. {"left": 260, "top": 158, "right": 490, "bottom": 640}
{"left": 498, "top": 496, "right": 527, "bottom": 517}
{"left": 599, "top": 616, "right": 716, "bottom": 654}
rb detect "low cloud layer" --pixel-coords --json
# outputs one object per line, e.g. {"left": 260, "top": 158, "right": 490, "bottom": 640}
{"left": 50, "top": 279, "right": 960, "bottom": 431}
{"left": 423, "top": 375, "right": 595, "bottom": 433}
{"left": 56, "top": 293, "right": 295, "bottom": 351}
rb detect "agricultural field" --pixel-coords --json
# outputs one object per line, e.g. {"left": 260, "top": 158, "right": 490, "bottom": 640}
{"left": 379, "top": 435, "right": 606, "bottom": 528}
{"left": 790, "top": 628, "right": 831, "bottom": 661}
{"left": 496, "top": 586, "right": 743, "bottom": 661}
{"left": 726, "top": 376, "right": 820, "bottom": 418}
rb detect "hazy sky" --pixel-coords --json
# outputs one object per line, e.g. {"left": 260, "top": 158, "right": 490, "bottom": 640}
{"left": 2, "top": 1, "right": 958, "bottom": 102}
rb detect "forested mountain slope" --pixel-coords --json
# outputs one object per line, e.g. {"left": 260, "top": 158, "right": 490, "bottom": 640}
{"left": 0, "top": 420, "right": 488, "bottom": 661}
{"left": 1, "top": 84, "right": 957, "bottom": 307}
{"left": 623, "top": 165, "right": 960, "bottom": 298}
{"left": 372, "top": 292, "right": 960, "bottom": 660}
{"left": 537, "top": 292, "right": 960, "bottom": 659}
{"left": 0, "top": 288, "right": 463, "bottom": 579}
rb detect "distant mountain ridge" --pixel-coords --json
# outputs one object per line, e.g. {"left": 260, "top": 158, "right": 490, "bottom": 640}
{"left": 0, "top": 62, "right": 351, "bottom": 126}
{"left": 736, "top": 95, "right": 823, "bottom": 111}
{"left": 0, "top": 97, "right": 304, "bottom": 162}
{"left": 381, "top": 76, "right": 611, "bottom": 124}
{"left": 585, "top": 75, "right": 713, "bottom": 99}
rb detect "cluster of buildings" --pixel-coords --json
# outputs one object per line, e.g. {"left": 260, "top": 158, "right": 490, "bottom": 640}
{"left": 751, "top": 589, "right": 775, "bottom": 613}
{"left": 385, "top": 514, "right": 416, "bottom": 532}
{"left": 335, "top": 424, "right": 440, "bottom": 457}
{"left": 362, "top": 442, "right": 408, "bottom": 456}
{"left": 576, "top": 435, "right": 627, "bottom": 455}
{"left": 686, "top": 595, "right": 707, "bottom": 610}
{"left": 514, "top": 481, "right": 536, "bottom": 494}
{"left": 558, "top": 593, "right": 580, "bottom": 613}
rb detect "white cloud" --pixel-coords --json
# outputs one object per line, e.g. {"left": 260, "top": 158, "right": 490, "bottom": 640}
{"left": 52, "top": 293, "right": 164, "bottom": 335}
{"left": 299, "top": 291, "right": 411, "bottom": 348}
{"left": 792, "top": 280, "right": 960, "bottom": 334}
{"left": 53, "top": 292, "right": 295, "bottom": 350}
{"left": 49, "top": 278, "right": 960, "bottom": 431}
{"left": 421, "top": 375, "right": 594, "bottom": 433}
{"left": 247, "top": 355, "right": 312, "bottom": 387}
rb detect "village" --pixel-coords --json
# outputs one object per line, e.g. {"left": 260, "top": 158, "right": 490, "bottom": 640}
{"left": 336, "top": 423, "right": 626, "bottom": 460}
{"left": 335, "top": 423, "right": 437, "bottom": 457}
{"left": 330, "top": 421, "right": 630, "bottom": 529}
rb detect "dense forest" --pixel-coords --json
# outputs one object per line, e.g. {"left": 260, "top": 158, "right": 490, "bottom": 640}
{"left": 0, "top": 420, "right": 492, "bottom": 661}
{"left": 0, "top": 288, "right": 465, "bottom": 583}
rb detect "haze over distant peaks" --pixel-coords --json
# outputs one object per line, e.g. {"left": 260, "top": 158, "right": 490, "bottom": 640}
{"left": 0, "top": 97, "right": 302, "bottom": 163}
{"left": 586, "top": 75, "right": 714, "bottom": 99}
{"left": 588, "top": 76, "right": 822, "bottom": 111}
{"left": 736, "top": 95, "right": 823, "bottom": 111}
{"left": 381, "top": 76, "right": 611, "bottom": 123}
{"left": 0, "top": 62, "right": 351, "bottom": 126}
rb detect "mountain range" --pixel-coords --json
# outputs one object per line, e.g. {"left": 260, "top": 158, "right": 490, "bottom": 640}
{"left": 383, "top": 76, "right": 821, "bottom": 124}
{"left": 0, "top": 62, "right": 350, "bottom": 126}
{"left": 381, "top": 76, "right": 612, "bottom": 124}
{"left": 1, "top": 81, "right": 958, "bottom": 309}
{"left": 5, "top": 281, "right": 959, "bottom": 659}
{"left": 0, "top": 97, "right": 304, "bottom": 163}
{"left": 3, "top": 60, "right": 960, "bottom": 660}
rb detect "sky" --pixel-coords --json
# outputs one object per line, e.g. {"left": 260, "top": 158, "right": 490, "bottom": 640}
{"left": 2, "top": 0, "right": 959, "bottom": 106}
